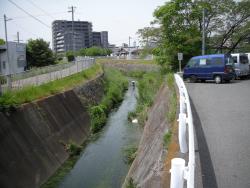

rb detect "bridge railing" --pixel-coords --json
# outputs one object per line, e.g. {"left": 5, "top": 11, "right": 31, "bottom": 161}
{"left": 170, "top": 74, "right": 195, "bottom": 188}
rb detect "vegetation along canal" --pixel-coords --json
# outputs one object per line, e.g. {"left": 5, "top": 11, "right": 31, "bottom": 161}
{"left": 59, "top": 82, "right": 141, "bottom": 188}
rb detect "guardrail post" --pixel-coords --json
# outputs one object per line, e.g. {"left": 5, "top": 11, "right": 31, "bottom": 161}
{"left": 178, "top": 113, "right": 188, "bottom": 153}
{"left": 170, "top": 158, "right": 185, "bottom": 188}
{"left": 180, "top": 96, "right": 186, "bottom": 113}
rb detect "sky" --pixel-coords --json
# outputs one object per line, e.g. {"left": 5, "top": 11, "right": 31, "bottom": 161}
{"left": 0, "top": 0, "right": 167, "bottom": 47}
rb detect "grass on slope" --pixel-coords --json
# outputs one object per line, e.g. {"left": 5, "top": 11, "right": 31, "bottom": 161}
{"left": 96, "top": 58, "right": 156, "bottom": 65}
{"left": 0, "top": 64, "right": 103, "bottom": 107}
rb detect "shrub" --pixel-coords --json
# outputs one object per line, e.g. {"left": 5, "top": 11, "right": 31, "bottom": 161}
{"left": 66, "top": 141, "right": 82, "bottom": 156}
{"left": 89, "top": 105, "right": 107, "bottom": 133}
{"left": 66, "top": 51, "right": 75, "bottom": 62}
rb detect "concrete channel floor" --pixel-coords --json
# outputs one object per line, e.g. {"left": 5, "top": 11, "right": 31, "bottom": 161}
{"left": 186, "top": 79, "right": 250, "bottom": 188}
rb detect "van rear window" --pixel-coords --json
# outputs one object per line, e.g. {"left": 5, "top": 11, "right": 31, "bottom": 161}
{"left": 240, "top": 55, "right": 248, "bottom": 64}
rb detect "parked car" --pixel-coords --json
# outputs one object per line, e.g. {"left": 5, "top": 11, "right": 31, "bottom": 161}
{"left": 231, "top": 53, "right": 249, "bottom": 78}
{"left": 183, "top": 54, "right": 236, "bottom": 84}
{"left": 245, "top": 53, "right": 250, "bottom": 75}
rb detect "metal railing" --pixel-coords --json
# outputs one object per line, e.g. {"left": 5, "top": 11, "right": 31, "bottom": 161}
{"left": 170, "top": 74, "right": 195, "bottom": 188}
{"left": 0, "top": 57, "right": 95, "bottom": 94}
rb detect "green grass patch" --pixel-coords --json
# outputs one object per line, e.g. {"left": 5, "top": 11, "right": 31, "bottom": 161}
{"left": 89, "top": 68, "right": 128, "bottom": 133}
{"left": 96, "top": 58, "right": 156, "bottom": 65}
{"left": 0, "top": 64, "right": 103, "bottom": 107}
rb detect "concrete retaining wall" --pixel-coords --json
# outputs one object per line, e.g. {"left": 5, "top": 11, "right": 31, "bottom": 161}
{"left": 0, "top": 75, "right": 104, "bottom": 188}
{"left": 123, "top": 84, "right": 172, "bottom": 188}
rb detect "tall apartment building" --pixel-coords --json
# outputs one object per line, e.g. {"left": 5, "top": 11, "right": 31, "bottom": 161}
{"left": 92, "top": 32, "right": 102, "bottom": 47}
{"left": 101, "top": 31, "right": 108, "bottom": 48}
{"left": 92, "top": 31, "right": 109, "bottom": 48}
{"left": 52, "top": 20, "right": 93, "bottom": 53}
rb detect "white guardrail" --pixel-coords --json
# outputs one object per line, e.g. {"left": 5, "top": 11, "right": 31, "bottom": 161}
{"left": 170, "top": 74, "right": 195, "bottom": 188}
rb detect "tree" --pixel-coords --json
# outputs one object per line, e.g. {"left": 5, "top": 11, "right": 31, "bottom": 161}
{"left": 26, "top": 39, "right": 55, "bottom": 67}
{"left": 66, "top": 51, "right": 75, "bottom": 62}
{"left": 84, "top": 47, "right": 111, "bottom": 56}
{"left": 137, "top": 27, "right": 161, "bottom": 47}
{"left": 150, "top": 0, "right": 250, "bottom": 71}
{"left": 201, "top": 0, "right": 250, "bottom": 53}
{"left": 153, "top": 0, "right": 201, "bottom": 70}
{"left": 0, "top": 38, "right": 5, "bottom": 45}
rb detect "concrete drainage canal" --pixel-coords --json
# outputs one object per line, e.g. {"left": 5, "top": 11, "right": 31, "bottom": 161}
{"left": 59, "top": 82, "right": 141, "bottom": 188}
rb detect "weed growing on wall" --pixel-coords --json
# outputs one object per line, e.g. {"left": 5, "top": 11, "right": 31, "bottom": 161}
{"left": 66, "top": 141, "right": 82, "bottom": 157}
{"left": 123, "top": 145, "right": 138, "bottom": 165}
{"left": 126, "top": 177, "right": 137, "bottom": 188}
{"left": 163, "top": 130, "right": 172, "bottom": 149}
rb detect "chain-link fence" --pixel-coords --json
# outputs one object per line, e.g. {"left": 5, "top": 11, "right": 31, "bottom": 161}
{"left": 0, "top": 57, "right": 95, "bottom": 94}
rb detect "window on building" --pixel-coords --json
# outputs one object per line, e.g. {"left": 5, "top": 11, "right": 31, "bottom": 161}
{"left": 2, "top": 61, "right": 6, "bottom": 69}
{"left": 17, "top": 55, "right": 25, "bottom": 68}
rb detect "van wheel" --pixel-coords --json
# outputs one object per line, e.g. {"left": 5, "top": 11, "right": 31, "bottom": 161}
{"left": 214, "top": 75, "right": 222, "bottom": 84}
{"left": 189, "top": 75, "right": 197, "bottom": 83}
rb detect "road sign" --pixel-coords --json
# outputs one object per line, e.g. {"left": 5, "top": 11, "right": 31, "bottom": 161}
{"left": 178, "top": 53, "right": 183, "bottom": 61}
{"left": 178, "top": 53, "right": 183, "bottom": 72}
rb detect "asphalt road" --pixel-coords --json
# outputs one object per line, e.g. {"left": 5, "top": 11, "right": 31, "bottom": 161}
{"left": 186, "top": 79, "right": 250, "bottom": 188}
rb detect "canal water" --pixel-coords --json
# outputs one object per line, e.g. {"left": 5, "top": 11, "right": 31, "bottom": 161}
{"left": 59, "top": 83, "right": 141, "bottom": 188}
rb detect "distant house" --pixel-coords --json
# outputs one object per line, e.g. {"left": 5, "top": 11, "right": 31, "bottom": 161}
{"left": 0, "top": 42, "right": 27, "bottom": 76}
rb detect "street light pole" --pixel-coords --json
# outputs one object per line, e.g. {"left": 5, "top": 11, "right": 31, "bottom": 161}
{"left": 68, "top": 6, "right": 76, "bottom": 52}
{"left": 202, "top": 8, "right": 206, "bottom": 55}
{"left": 4, "top": 14, "right": 12, "bottom": 89}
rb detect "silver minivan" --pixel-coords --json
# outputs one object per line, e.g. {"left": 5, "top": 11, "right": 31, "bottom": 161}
{"left": 231, "top": 53, "right": 249, "bottom": 78}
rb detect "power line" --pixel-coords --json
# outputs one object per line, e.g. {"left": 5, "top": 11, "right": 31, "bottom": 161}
{"left": 25, "top": 0, "right": 54, "bottom": 20}
{"left": 7, "top": 0, "right": 50, "bottom": 28}
{"left": 10, "top": 20, "right": 40, "bottom": 38}
{"left": 11, "top": 11, "right": 67, "bottom": 20}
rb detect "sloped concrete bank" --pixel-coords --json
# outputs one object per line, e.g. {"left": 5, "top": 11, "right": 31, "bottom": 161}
{"left": 0, "top": 74, "right": 104, "bottom": 188}
{"left": 123, "top": 83, "right": 173, "bottom": 188}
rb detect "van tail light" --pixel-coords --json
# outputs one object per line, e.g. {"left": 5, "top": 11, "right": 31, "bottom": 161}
{"left": 224, "top": 66, "right": 230, "bottom": 73}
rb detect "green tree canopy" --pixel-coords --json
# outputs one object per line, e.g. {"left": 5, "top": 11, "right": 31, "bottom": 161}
{"left": 78, "top": 47, "right": 112, "bottom": 56}
{"left": 26, "top": 39, "right": 55, "bottom": 67}
{"left": 66, "top": 51, "right": 75, "bottom": 62}
{"left": 139, "top": 0, "right": 250, "bottom": 71}
{"left": 0, "top": 38, "right": 5, "bottom": 45}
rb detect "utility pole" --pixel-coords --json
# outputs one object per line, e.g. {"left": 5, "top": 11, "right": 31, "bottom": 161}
{"left": 68, "top": 6, "right": 76, "bottom": 52}
{"left": 129, "top": 36, "right": 132, "bottom": 48}
{"left": 17, "top": 31, "right": 20, "bottom": 43}
{"left": 4, "top": 14, "right": 12, "bottom": 90}
{"left": 14, "top": 32, "right": 23, "bottom": 44}
{"left": 202, "top": 8, "right": 206, "bottom": 55}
